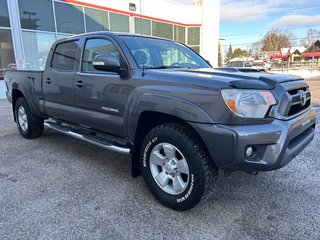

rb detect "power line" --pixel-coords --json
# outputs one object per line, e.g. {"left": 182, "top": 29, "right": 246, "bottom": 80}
{"left": 221, "top": 4, "right": 320, "bottom": 20}
{"left": 221, "top": 25, "right": 320, "bottom": 37}
{"left": 226, "top": 35, "right": 320, "bottom": 47}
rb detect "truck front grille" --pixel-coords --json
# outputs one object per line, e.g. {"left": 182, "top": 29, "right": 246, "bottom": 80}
{"left": 286, "top": 87, "right": 311, "bottom": 117}
{"left": 277, "top": 86, "right": 311, "bottom": 118}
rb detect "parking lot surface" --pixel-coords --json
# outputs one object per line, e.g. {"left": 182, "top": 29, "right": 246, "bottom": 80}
{"left": 0, "top": 99, "right": 319, "bottom": 240}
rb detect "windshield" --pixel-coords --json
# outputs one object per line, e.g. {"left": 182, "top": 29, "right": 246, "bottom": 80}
{"left": 120, "top": 36, "right": 211, "bottom": 69}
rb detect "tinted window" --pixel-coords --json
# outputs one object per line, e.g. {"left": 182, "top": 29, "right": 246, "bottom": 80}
{"left": 85, "top": 7, "right": 109, "bottom": 32}
{"left": 134, "top": 18, "right": 151, "bottom": 36}
{"left": 82, "top": 38, "right": 120, "bottom": 73}
{"left": 188, "top": 27, "right": 200, "bottom": 45}
{"left": 109, "top": 13, "right": 129, "bottom": 32}
{"left": 152, "top": 21, "right": 173, "bottom": 40}
{"left": 0, "top": 0, "right": 10, "bottom": 27}
{"left": 52, "top": 41, "right": 79, "bottom": 71}
{"left": 55, "top": 2, "right": 84, "bottom": 34}
{"left": 174, "top": 25, "right": 185, "bottom": 44}
{"left": 18, "top": 0, "right": 55, "bottom": 31}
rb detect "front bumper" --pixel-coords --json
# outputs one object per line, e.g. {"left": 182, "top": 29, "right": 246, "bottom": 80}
{"left": 190, "top": 108, "right": 316, "bottom": 172}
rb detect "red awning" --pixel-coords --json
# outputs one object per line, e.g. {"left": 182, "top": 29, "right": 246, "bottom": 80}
{"left": 303, "top": 52, "right": 320, "bottom": 57}
{"left": 269, "top": 55, "right": 289, "bottom": 59}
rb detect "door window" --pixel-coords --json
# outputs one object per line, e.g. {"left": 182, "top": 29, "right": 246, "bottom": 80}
{"left": 82, "top": 38, "right": 120, "bottom": 73}
{"left": 52, "top": 40, "right": 79, "bottom": 71}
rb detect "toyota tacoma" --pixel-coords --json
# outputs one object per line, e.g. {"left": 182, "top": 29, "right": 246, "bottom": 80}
{"left": 4, "top": 32, "right": 316, "bottom": 210}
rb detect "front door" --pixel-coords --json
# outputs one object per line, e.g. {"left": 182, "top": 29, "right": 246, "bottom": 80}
{"left": 74, "top": 37, "right": 130, "bottom": 138}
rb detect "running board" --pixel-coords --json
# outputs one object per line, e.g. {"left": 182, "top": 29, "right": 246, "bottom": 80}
{"left": 44, "top": 122, "right": 131, "bottom": 154}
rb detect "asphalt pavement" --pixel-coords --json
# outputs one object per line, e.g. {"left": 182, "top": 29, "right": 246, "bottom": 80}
{"left": 0, "top": 99, "right": 319, "bottom": 240}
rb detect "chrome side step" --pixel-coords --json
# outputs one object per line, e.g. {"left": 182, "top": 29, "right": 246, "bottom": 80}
{"left": 44, "top": 122, "right": 131, "bottom": 154}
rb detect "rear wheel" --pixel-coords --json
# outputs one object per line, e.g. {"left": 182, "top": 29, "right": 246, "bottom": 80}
{"left": 140, "top": 123, "right": 217, "bottom": 210}
{"left": 15, "top": 97, "right": 44, "bottom": 139}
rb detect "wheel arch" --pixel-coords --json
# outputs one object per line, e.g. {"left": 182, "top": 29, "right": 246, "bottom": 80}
{"left": 130, "top": 110, "right": 217, "bottom": 177}
{"left": 12, "top": 89, "right": 25, "bottom": 122}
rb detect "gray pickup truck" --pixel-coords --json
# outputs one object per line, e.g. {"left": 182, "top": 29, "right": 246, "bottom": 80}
{"left": 4, "top": 32, "right": 316, "bottom": 210}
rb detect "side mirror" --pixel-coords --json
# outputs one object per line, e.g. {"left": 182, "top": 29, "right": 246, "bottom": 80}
{"left": 205, "top": 60, "right": 212, "bottom": 67}
{"left": 92, "top": 54, "right": 121, "bottom": 73}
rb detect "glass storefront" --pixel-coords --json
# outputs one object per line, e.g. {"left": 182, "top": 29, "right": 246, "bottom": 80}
{"left": 134, "top": 17, "right": 151, "bottom": 36}
{"left": 1, "top": 0, "right": 201, "bottom": 71}
{"left": 55, "top": 2, "right": 85, "bottom": 34}
{"left": 0, "top": 0, "right": 10, "bottom": 28}
{"left": 84, "top": 7, "right": 109, "bottom": 32}
{"left": 188, "top": 27, "right": 200, "bottom": 53}
{"left": 174, "top": 25, "right": 186, "bottom": 44}
{"left": 0, "top": 0, "right": 14, "bottom": 79}
{"left": 22, "top": 31, "right": 56, "bottom": 70}
{"left": 18, "top": 0, "right": 55, "bottom": 32}
{"left": 0, "top": 29, "right": 15, "bottom": 79}
{"left": 109, "top": 13, "right": 129, "bottom": 32}
{"left": 152, "top": 21, "right": 173, "bottom": 40}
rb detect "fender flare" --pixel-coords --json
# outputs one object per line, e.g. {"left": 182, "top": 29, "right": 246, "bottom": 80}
{"left": 124, "top": 93, "right": 215, "bottom": 142}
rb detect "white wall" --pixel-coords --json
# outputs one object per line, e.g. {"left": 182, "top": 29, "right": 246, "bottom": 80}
{"left": 200, "top": 0, "right": 221, "bottom": 67}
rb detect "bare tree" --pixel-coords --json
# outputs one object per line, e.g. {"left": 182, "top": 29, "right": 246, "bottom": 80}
{"left": 218, "top": 43, "right": 223, "bottom": 67}
{"left": 261, "top": 28, "right": 293, "bottom": 51}
{"left": 251, "top": 40, "right": 263, "bottom": 59}
{"left": 306, "top": 29, "right": 319, "bottom": 47}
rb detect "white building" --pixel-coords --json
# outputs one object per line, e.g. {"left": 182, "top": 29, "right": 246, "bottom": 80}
{"left": 0, "top": 0, "right": 220, "bottom": 79}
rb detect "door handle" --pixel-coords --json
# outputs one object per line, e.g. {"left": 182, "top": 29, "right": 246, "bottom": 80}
{"left": 44, "top": 78, "right": 52, "bottom": 84}
{"left": 74, "top": 81, "right": 84, "bottom": 88}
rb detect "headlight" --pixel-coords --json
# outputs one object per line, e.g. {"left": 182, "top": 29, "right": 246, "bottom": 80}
{"left": 221, "top": 89, "right": 276, "bottom": 118}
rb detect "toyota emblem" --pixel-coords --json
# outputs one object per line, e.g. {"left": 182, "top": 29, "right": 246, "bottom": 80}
{"left": 298, "top": 90, "right": 307, "bottom": 106}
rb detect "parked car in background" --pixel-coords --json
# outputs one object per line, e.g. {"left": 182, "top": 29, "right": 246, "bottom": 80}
{"left": 252, "top": 61, "right": 272, "bottom": 71}
{"left": 227, "top": 61, "right": 253, "bottom": 68}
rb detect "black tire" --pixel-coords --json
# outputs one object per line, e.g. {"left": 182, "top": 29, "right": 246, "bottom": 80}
{"left": 14, "top": 97, "right": 44, "bottom": 139}
{"left": 140, "top": 123, "right": 217, "bottom": 210}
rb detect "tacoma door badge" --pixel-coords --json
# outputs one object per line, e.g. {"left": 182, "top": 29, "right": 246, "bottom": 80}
{"left": 102, "top": 107, "right": 119, "bottom": 113}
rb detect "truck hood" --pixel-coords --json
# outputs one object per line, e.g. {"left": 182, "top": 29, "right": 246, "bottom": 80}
{"left": 147, "top": 68, "right": 303, "bottom": 90}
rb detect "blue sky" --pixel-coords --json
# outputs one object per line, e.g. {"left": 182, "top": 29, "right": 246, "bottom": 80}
{"left": 220, "top": 0, "right": 320, "bottom": 50}
{"left": 176, "top": 0, "right": 320, "bottom": 50}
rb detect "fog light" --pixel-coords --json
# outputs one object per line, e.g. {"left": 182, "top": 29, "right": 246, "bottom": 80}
{"left": 245, "top": 146, "right": 253, "bottom": 158}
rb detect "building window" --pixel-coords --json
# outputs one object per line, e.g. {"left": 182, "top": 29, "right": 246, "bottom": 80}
{"left": 188, "top": 27, "right": 200, "bottom": 45}
{"left": 0, "top": 29, "right": 15, "bottom": 80}
{"left": 82, "top": 38, "right": 120, "bottom": 73}
{"left": 134, "top": 18, "right": 151, "bottom": 36}
{"left": 0, "top": 0, "right": 10, "bottom": 27}
{"left": 52, "top": 40, "right": 79, "bottom": 71}
{"left": 109, "top": 13, "right": 129, "bottom": 33}
{"left": 22, "top": 31, "right": 56, "bottom": 70}
{"left": 18, "top": 0, "right": 55, "bottom": 32}
{"left": 190, "top": 46, "right": 200, "bottom": 54}
{"left": 174, "top": 25, "right": 185, "bottom": 44}
{"left": 84, "top": 7, "right": 109, "bottom": 32}
{"left": 152, "top": 21, "right": 173, "bottom": 40}
{"left": 54, "top": 2, "right": 84, "bottom": 34}
{"left": 56, "top": 34, "right": 73, "bottom": 40}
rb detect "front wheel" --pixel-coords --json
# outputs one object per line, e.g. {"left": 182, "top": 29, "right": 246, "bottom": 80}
{"left": 15, "top": 97, "right": 44, "bottom": 139}
{"left": 140, "top": 123, "right": 217, "bottom": 210}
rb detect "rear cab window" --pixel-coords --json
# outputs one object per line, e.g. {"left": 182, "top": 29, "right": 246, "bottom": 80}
{"left": 51, "top": 40, "right": 80, "bottom": 71}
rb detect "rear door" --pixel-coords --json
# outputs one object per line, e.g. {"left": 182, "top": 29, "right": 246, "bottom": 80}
{"left": 73, "top": 37, "right": 131, "bottom": 137}
{"left": 43, "top": 40, "right": 80, "bottom": 123}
